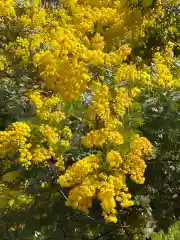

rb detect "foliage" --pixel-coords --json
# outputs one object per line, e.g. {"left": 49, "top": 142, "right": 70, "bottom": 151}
{"left": 151, "top": 221, "right": 180, "bottom": 240}
{"left": 136, "top": 89, "right": 180, "bottom": 235}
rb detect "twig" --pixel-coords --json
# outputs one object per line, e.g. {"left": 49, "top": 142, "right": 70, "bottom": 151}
{"left": 59, "top": 188, "right": 68, "bottom": 200}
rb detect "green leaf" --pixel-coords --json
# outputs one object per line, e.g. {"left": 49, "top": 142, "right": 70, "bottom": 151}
{"left": 152, "top": 221, "right": 180, "bottom": 240}
{"left": 142, "top": 0, "right": 153, "bottom": 7}
{"left": 2, "top": 171, "right": 23, "bottom": 183}
{"left": 0, "top": 197, "right": 9, "bottom": 209}
{"left": 151, "top": 231, "right": 165, "bottom": 240}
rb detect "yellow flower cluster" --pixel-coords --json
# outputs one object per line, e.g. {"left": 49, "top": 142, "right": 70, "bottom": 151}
{"left": 40, "top": 124, "right": 59, "bottom": 146}
{"left": 87, "top": 82, "right": 110, "bottom": 123}
{"left": 0, "top": 122, "right": 31, "bottom": 157}
{"left": 0, "top": 122, "right": 69, "bottom": 168}
{"left": 0, "top": 55, "right": 8, "bottom": 71}
{"left": 78, "top": 0, "right": 115, "bottom": 8}
{"left": 23, "top": 3, "right": 132, "bottom": 101}
{"left": 113, "top": 87, "right": 132, "bottom": 116}
{"left": 29, "top": 91, "right": 65, "bottom": 123}
{"left": 32, "top": 33, "right": 131, "bottom": 101}
{"left": 0, "top": 91, "right": 71, "bottom": 168}
{"left": 71, "top": 5, "right": 117, "bottom": 33}
{"left": 115, "top": 64, "right": 152, "bottom": 88}
{"left": 115, "top": 56, "right": 179, "bottom": 89}
{"left": 131, "top": 87, "right": 141, "bottom": 97}
{"left": 90, "top": 33, "right": 105, "bottom": 51}
{"left": 0, "top": 0, "right": 15, "bottom": 17}
{"left": 1, "top": 1, "right": 137, "bottom": 103}
{"left": 123, "top": 134, "right": 152, "bottom": 184}
{"left": 59, "top": 153, "right": 135, "bottom": 223}
{"left": 98, "top": 174, "right": 133, "bottom": 223}
{"left": 29, "top": 8, "right": 47, "bottom": 28}
{"left": 116, "top": 64, "right": 139, "bottom": 84}
{"left": 86, "top": 82, "right": 131, "bottom": 130}
{"left": 15, "top": 37, "right": 30, "bottom": 66}
{"left": 106, "top": 150, "right": 123, "bottom": 169}
{"left": 81, "top": 128, "right": 124, "bottom": 148}
{"left": 30, "top": 147, "right": 50, "bottom": 165}
{"left": 152, "top": 52, "right": 178, "bottom": 88}
{"left": 1, "top": 0, "right": 177, "bottom": 95}
{"left": 17, "top": 0, "right": 47, "bottom": 27}
{"left": 59, "top": 155, "right": 100, "bottom": 187}
{"left": 59, "top": 137, "right": 152, "bottom": 222}
{"left": 65, "top": 174, "right": 98, "bottom": 212}
{"left": 5, "top": 37, "right": 30, "bottom": 66}
{"left": 33, "top": 49, "right": 90, "bottom": 101}
{"left": 55, "top": 155, "right": 65, "bottom": 171}
{"left": 59, "top": 125, "right": 152, "bottom": 223}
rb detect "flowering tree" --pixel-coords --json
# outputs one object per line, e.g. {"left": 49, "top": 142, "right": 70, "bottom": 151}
{"left": 0, "top": 0, "right": 179, "bottom": 238}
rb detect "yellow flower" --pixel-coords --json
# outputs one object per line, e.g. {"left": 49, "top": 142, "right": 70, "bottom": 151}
{"left": 82, "top": 128, "right": 124, "bottom": 148}
{"left": 131, "top": 87, "right": 141, "bottom": 97}
{"left": 90, "top": 33, "right": 105, "bottom": 51}
{"left": 55, "top": 155, "right": 65, "bottom": 171}
{"left": 40, "top": 124, "right": 59, "bottom": 146}
{"left": 0, "top": 55, "right": 8, "bottom": 70}
{"left": 0, "top": 0, "right": 15, "bottom": 16}
{"left": 29, "top": 90, "right": 65, "bottom": 123}
{"left": 106, "top": 150, "right": 123, "bottom": 169}
{"left": 113, "top": 87, "right": 132, "bottom": 117}
{"left": 41, "top": 182, "right": 48, "bottom": 188}
{"left": 58, "top": 155, "right": 100, "bottom": 187}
